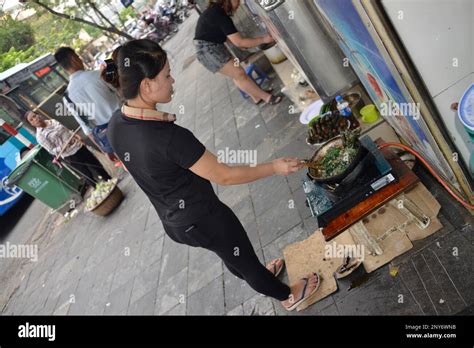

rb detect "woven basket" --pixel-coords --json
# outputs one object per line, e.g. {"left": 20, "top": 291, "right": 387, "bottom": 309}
{"left": 87, "top": 185, "right": 124, "bottom": 216}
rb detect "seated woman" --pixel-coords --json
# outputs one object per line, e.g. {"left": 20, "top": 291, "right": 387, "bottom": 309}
{"left": 26, "top": 111, "right": 111, "bottom": 187}
{"left": 106, "top": 39, "right": 320, "bottom": 311}
{"left": 194, "top": 0, "right": 283, "bottom": 105}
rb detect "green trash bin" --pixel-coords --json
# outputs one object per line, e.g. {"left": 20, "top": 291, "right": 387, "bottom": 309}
{"left": 6, "top": 145, "right": 85, "bottom": 210}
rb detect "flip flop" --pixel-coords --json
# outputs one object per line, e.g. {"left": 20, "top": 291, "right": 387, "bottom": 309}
{"left": 255, "top": 94, "right": 284, "bottom": 106}
{"left": 268, "top": 258, "right": 285, "bottom": 277}
{"left": 284, "top": 272, "right": 321, "bottom": 311}
{"left": 267, "top": 94, "right": 284, "bottom": 105}
{"left": 254, "top": 88, "right": 275, "bottom": 105}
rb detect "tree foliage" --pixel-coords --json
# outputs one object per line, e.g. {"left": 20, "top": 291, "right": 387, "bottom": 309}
{"left": 0, "top": 15, "right": 35, "bottom": 53}
{"left": 119, "top": 6, "right": 137, "bottom": 23}
{"left": 23, "top": 0, "right": 132, "bottom": 39}
{"left": 1, "top": 0, "right": 131, "bottom": 73}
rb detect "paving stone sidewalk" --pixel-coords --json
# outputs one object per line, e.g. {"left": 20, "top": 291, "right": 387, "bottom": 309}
{"left": 1, "top": 12, "right": 473, "bottom": 316}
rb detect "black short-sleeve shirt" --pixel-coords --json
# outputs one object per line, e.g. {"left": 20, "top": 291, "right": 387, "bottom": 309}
{"left": 108, "top": 110, "right": 220, "bottom": 227}
{"left": 194, "top": 5, "right": 238, "bottom": 44}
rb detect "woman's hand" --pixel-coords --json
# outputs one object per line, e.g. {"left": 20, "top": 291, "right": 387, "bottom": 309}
{"left": 262, "top": 34, "right": 275, "bottom": 44}
{"left": 73, "top": 134, "right": 84, "bottom": 144}
{"left": 228, "top": 32, "right": 274, "bottom": 49}
{"left": 272, "top": 157, "right": 303, "bottom": 176}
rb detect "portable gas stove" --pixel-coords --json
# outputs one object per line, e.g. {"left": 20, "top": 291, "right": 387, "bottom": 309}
{"left": 303, "top": 136, "right": 397, "bottom": 228}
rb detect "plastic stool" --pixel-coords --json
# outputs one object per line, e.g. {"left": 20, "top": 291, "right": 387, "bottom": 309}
{"left": 239, "top": 64, "right": 269, "bottom": 99}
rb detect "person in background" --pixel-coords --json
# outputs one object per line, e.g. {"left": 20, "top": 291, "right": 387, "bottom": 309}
{"left": 194, "top": 0, "right": 283, "bottom": 105}
{"left": 107, "top": 39, "right": 320, "bottom": 311}
{"left": 26, "top": 111, "right": 111, "bottom": 187}
{"left": 54, "top": 47, "right": 121, "bottom": 164}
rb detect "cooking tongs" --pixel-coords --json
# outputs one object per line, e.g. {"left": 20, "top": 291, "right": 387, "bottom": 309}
{"left": 300, "top": 159, "right": 320, "bottom": 170}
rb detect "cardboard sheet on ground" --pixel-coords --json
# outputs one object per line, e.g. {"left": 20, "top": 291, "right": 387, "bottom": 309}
{"left": 403, "top": 184, "right": 442, "bottom": 241}
{"left": 283, "top": 231, "right": 356, "bottom": 311}
{"left": 282, "top": 183, "right": 443, "bottom": 311}
{"left": 356, "top": 202, "right": 413, "bottom": 273}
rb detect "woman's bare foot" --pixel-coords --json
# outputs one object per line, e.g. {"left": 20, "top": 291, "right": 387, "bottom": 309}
{"left": 281, "top": 273, "right": 320, "bottom": 311}
{"left": 258, "top": 93, "right": 283, "bottom": 105}
{"left": 251, "top": 96, "right": 261, "bottom": 104}
{"left": 266, "top": 258, "right": 284, "bottom": 276}
{"left": 254, "top": 91, "right": 272, "bottom": 105}
{"left": 263, "top": 92, "right": 273, "bottom": 103}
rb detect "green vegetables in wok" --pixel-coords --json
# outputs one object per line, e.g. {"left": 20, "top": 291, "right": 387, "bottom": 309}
{"left": 316, "top": 146, "right": 358, "bottom": 178}
{"left": 313, "top": 129, "right": 361, "bottom": 178}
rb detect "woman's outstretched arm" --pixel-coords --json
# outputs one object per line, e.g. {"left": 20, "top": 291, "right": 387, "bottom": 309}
{"left": 227, "top": 32, "right": 274, "bottom": 49}
{"left": 189, "top": 150, "right": 302, "bottom": 186}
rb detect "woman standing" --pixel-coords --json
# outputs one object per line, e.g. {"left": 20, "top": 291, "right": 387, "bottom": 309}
{"left": 26, "top": 111, "right": 111, "bottom": 187}
{"left": 107, "top": 39, "right": 320, "bottom": 311}
{"left": 194, "top": 0, "right": 283, "bottom": 105}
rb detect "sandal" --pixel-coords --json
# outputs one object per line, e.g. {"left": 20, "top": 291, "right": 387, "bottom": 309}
{"left": 255, "top": 94, "right": 284, "bottom": 105}
{"left": 267, "top": 94, "right": 284, "bottom": 105}
{"left": 267, "top": 258, "right": 285, "bottom": 277}
{"left": 254, "top": 88, "right": 275, "bottom": 105}
{"left": 284, "top": 273, "right": 321, "bottom": 311}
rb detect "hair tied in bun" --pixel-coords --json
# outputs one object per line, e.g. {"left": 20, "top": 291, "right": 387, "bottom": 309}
{"left": 104, "top": 59, "right": 117, "bottom": 79}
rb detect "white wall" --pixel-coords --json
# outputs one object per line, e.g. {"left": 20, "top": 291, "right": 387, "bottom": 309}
{"left": 382, "top": 0, "right": 473, "bottom": 174}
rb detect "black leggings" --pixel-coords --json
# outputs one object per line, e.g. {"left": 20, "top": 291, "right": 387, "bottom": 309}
{"left": 64, "top": 147, "right": 111, "bottom": 186}
{"left": 163, "top": 202, "right": 291, "bottom": 301}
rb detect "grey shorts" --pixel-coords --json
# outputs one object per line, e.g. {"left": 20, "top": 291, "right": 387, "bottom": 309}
{"left": 194, "top": 40, "right": 232, "bottom": 73}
